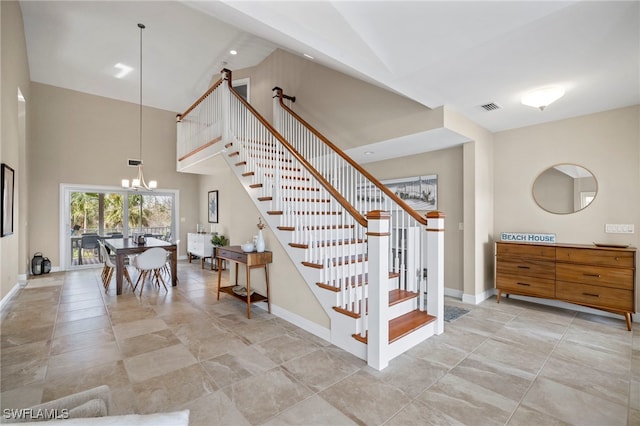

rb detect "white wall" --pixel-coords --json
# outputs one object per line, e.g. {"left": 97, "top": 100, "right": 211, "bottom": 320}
{"left": 1, "top": 1, "right": 31, "bottom": 300}
{"left": 28, "top": 83, "right": 200, "bottom": 268}
{"left": 494, "top": 105, "right": 640, "bottom": 310}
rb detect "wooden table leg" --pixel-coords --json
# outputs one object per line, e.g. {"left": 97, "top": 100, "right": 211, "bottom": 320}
{"left": 246, "top": 264, "right": 251, "bottom": 319}
{"left": 216, "top": 258, "right": 223, "bottom": 301}
{"left": 171, "top": 249, "right": 177, "bottom": 286}
{"left": 115, "top": 254, "right": 124, "bottom": 295}
{"left": 265, "top": 264, "right": 271, "bottom": 314}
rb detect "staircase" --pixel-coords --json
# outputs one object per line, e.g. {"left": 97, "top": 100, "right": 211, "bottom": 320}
{"left": 177, "top": 69, "right": 444, "bottom": 370}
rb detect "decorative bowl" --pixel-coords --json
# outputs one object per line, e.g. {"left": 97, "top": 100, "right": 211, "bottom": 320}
{"left": 241, "top": 243, "right": 255, "bottom": 252}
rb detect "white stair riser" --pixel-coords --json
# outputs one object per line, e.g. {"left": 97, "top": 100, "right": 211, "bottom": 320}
{"left": 278, "top": 214, "right": 351, "bottom": 226}
{"left": 387, "top": 321, "right": 436, "bottom": 362}
{"left": 388, "top": 297, "right": 418, "bottom": 318}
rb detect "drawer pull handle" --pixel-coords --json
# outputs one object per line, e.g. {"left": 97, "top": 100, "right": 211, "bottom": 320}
{"left": 517, "top": 266, "right": 530, "bottom": 269}
{"left": 516, "top": 282, "right": 531, "bottom": 287}
{"left": 584, "top": 273, "right": 601, "bottom": 278}
{"left": 582, "top": 292, "right": 599, "bottom": 298}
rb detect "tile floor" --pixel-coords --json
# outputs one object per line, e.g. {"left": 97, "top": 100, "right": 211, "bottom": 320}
{"left": 1, "top": 261, "right": 638, "bottom": 425}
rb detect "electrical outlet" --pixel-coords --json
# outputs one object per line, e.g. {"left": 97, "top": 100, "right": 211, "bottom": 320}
{"left": 605, "top": 224, "right": 634, "bottom": 234}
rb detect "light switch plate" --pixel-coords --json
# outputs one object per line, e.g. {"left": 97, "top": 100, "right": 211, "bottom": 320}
{"left": 605, "top": 224, "right": 634, "bottom": 234}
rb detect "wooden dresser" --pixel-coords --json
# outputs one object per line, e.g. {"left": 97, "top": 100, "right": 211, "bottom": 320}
{"left": 495, "top": 241, "right": 636, "bottom": 330}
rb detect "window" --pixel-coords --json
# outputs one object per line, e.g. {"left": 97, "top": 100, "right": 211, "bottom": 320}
{"left": 61, "top": 185, "right": 178, "bottom": 268}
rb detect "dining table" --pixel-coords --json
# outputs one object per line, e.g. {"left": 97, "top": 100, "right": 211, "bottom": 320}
{"left": 104, "top": 237, "right": 177, "bottom": 295}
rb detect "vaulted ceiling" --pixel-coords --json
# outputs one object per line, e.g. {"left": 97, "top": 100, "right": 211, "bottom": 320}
{"left": 20, "top": 1, "right": 639, "bottom": 136}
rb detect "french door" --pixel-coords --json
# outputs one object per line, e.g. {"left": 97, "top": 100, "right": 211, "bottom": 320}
{"left": 60, "top": 184, "right": 178, "bottom": 270}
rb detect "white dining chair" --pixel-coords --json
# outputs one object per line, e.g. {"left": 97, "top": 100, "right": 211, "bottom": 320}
{"left": 99, "top": 241, "right": 133, "bottom": 292}
{"left": 132, "top": 247, "right": 169, "bottom": 295}
{"left": 161, "top": 240, "right": 179, "bottom": 282}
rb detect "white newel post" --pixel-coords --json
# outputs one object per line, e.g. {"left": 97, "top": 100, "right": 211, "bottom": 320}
{"left": 426, "top": 211, "right": 445, "bottom": 335}
{"left": 366, "top": 210, "right": 390, "bottom": 370}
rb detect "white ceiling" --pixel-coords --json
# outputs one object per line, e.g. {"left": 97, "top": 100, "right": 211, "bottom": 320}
{"left": 20, "top": 0, "right": 640, "bottom": 159}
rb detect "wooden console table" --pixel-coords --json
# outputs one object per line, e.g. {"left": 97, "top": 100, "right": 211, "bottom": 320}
{"left": 215, "top": 246, "right": 272, "bottom": 318}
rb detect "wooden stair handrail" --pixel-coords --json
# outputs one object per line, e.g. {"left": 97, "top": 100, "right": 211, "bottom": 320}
{"left": 223, "top": 69, "right": 367, "bottom": 228}
{"left": 176, "top": 77, "right": 224, "bottom": 122}
{"left": 274, "top": 88, "right": 428, "bottom": 226}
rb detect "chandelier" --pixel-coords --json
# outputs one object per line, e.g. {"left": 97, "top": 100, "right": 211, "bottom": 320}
{"left": 122, "top": 23, "right": 157, "bottom": 190}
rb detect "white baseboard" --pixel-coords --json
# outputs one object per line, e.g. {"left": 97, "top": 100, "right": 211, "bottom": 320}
{"left": 461, "top": 288, "right": 494, "bottom": 305}
{"left": 444, "top": 288, "right": 463, "bottom": 299}
{"left": 0, "top": 281, "right": 24, "bottom": 312}
{"left": 255, "top": 301, "right": 331, "bottom": 342}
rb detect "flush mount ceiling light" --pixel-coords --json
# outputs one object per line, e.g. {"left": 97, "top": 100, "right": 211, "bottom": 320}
{"left": 229, "top": 50, "right": 237, "bottom": 55}
{"left": 121, "top": 23, "right": 157, "bottom": 191}
{"left": 521, "top": 86, "right": 565, "bottom": 111}
{"left": 113, "top": 63, "right": 133, "bottom": 79}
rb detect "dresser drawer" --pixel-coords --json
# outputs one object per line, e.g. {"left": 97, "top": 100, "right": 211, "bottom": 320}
{"left": 497, "top": 243, "right": 556, "bottom": 261}
{"left": 496, "top": 274, "right": 555, "bottom": 298}
{"left": 556, "top": 263, "right": 634, "bottom": 290}
{"left": 556, "top": 247, "right": 634, "bottom": 268}
{"left": 556, "top": 281, "right": 634, "bottom": 312}
{"left": 496, "top": 259, "right": 555, "bottom": 280}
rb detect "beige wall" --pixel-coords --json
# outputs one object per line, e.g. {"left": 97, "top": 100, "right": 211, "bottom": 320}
{"left": 197, "top": 156, "right": 329, "bottom": 327}
{"left": 29, "top": 83, "right": 200, "bottom": 268}
{"left": 364, "top": 146, "right": 464, "bottom": 292}
{"left": 241, "top": 49, "right": 442, "bottom": 149}
{"left": 494, "top": 105, "right": 640, "bottom": 310}
{"left": 193, "top": 50, "right": 450, "bottom": 325}
{"left": 1, "top": 1, "right": 31, "bottom": 300}
{"left": 445, "top": 108, "right": 495, "bottom": 301}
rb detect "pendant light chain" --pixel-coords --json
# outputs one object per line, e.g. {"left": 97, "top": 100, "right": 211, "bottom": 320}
{"left": 122, "top": 23, "right": 156, "bottom": 190}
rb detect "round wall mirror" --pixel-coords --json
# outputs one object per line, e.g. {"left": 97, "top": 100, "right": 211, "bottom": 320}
{"left": 532, "top": 164, "right": 597, "bottom": 214}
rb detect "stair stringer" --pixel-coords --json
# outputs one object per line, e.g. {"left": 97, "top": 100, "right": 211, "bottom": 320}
{"left": 220, "top": 140, "right": 368, "bottom": 359}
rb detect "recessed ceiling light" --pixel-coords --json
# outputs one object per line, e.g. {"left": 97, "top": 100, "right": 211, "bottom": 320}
{"left": 303, "top": 53, "right": 314, "bottom": 60}
{"left": 229, "top": 50, "right": 237, "bottom": 55}
{"left": 364, "top": 151, "right": 374, "bottom": 156}
{"left": 113, "top": 63, "right": 133, "bottom": 79}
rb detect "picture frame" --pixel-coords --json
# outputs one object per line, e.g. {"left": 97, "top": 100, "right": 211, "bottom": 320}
{"left": 382, "top": 174, "right": 437, "bottom": 211}
{"left": 208, "top": 190, "right": 218, "bottom": 223}
{"left": 355, "top": 174, "right": 438, "bottom": 212}
{"left": 1, "top": 163, "right": 15, "bottom": 237}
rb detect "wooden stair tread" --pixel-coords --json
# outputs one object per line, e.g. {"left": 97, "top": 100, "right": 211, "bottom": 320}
{"left": 302, "top": 254, "right": 367, "bottom": 269}
{"left": 316, "top": 272, "right": 399, "bottom": 292}
{"left": 331, "top": 289, "right": 418, "bottom": 319}
{"left": 275, "top": 223, "right": 355, "bottom": 232}
{"left": 269, "top": 210, "right": 341, "bottom": 216}
{"left": 389, "top": 289, "right": 418, "bottom": 305}
{"left": 281, "top": 186, "right": 320, "bottom": 191}
{"left": 352, "top": 310, "right": 436, "bottom": 344}
{"left": 289, "top": 238, "right": 364, "bottom": 249}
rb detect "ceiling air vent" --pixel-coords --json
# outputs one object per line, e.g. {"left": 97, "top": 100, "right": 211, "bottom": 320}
{"left": 480, "top": 102, "right": 501, "bottom": 111}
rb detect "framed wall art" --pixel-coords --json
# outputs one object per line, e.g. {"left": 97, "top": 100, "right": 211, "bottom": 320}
{"left": 381, "top": 174, "right": 438, "bottom": 211}
{"left": 1, "top": 163, "right": 15, "bottom": 237}
{"left": 208, "top": 190, "right": 218, "bottom": 223}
